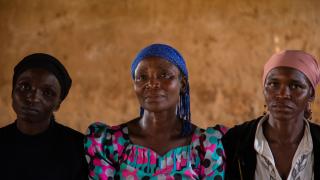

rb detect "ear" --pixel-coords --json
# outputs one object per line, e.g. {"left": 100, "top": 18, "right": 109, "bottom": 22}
{"left": 308, "top": 88, "right": 315, "bottom": 102}
{"left": 262, "top": 87, "right": 267, "bottom": 97}
{"left": 53, "top": 100, "right": 61, "bottom": 112}
{"left": 180, "top": 75, "right": 187, "bottom": 94}
{"left": 262, "top": 83, "right": 268, "bottom": 98}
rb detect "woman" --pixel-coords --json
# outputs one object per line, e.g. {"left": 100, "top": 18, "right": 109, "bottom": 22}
{"left": 223, "top": 50, "right": 320, "bottom": 180}
{"left": 0, "top": 53, "right": 88, "bottom": 180}
{"left": 85, "top": 44, "right": 226, "bottom": 179}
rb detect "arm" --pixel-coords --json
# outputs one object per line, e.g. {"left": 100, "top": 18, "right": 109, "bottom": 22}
{"left": 200, "top": 127, "right": 226, "bottom": 179}
{"left": 84, "top": 123, "right": 117, "bottom": 179}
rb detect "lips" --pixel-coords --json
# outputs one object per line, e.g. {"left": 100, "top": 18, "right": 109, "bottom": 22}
{"left": 20, "top": 106, "right": 40, "bottom": 115}
{"left": 144, "top": 93, "right": 166, "bottom": 102}
{"left": 270, "top": 102, "right": 294, "bottom": 111}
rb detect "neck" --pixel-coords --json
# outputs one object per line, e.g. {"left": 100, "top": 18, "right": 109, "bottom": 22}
{"left": 263, "top": 114, "right": 305, "bottom": 144}
{"left": 139, "top": 109, "right": 182, "bottom": 138}
{"left": 16, "top": 117, "right": 52, "bottom": 135}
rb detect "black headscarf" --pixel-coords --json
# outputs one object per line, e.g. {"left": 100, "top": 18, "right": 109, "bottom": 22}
{"left": 13, "top": 53, "right": 72, "bottom": 101}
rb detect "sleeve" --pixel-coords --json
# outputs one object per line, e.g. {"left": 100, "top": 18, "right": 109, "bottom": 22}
{"left": 200, "top": 126, "right": 226, "bottom": 179}
{"left": 222, "top": 125, "right": 237, "bottom": 164}
{"left": 75, "top": 134, "right": 89, "bottom": 180}
{"left": 221, "top": 124, "right": 245, "bottom": 180}
{"left": 84, "top": 122, "right": 118, "bottom": 179}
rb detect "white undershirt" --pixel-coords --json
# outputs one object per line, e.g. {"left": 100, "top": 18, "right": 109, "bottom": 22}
{"left": 254, "top": 116, "right": 314, "bottom": 180}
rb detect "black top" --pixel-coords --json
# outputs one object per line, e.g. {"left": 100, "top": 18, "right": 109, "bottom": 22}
{"left": 222, "top": 116, "right": 320, "bottom": 180}
{"left": 0, "top": 121, "right": 88, "bottom": 180}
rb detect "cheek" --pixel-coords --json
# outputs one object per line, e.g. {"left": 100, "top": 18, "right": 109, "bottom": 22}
{"left": 166, "top": 81, "right": 181, "bottom": 98}
{"left": 166, "top": 80, "right": 180, "bottom": 90}
{"left": 133, "top": 84, "right": 142, "bottom": 95}
{"left": 263, "top": 90, "right": 275, "bottom": 105}
{"left": 133, "top": 84, "right": 145, "bottom": 104}
{"left": 11, "top": 93, "right": 23, "bottom": 114}
{"left": 294, "top": 91, "right": 311, "bottom": 104}
{"left": 44, "top": 96, "right": 60, "bottom": 107}
{"left": 12, "top": 97, "right": 18, "bottom": 112}
{"left": 264, "top": 95, "right": 272, "bottom": 106}
{"left": 41, "top": 102, "right": 58, "bottom": 115}
{"left": 50, "top": 101, "right": 60, "bottom": 111}
{"left": 12, "top": 91, "right": 23, "bottom": 105}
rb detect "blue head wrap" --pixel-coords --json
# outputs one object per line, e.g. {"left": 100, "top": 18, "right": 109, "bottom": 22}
{"left": 131, "top": 44, "right": 192, "bottom": 136}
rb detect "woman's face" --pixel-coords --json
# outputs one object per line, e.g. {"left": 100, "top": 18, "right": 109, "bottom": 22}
{"left": 133, "top": 57, "right": 184, "bottom": 113}
{"left": 12, "top": 68, "right": 61, "bottom": 123}
{"left": 264, "top": 67, "right": 314, "bottom": 121}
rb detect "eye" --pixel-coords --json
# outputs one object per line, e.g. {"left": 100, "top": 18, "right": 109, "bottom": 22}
{"left": 43, "top": 89, "right": 53, "bottom": 97}
{"left": 289, "top": 83, "right": 303, "bottom": 90}
{"left": 135, "top": 74, "right": 148, "bottom": 82}
{"left": 266, "top": 82, "right": 278, "bottom": 88}
{"left": 17, "top": 82, "right": 31, "bottom": 92}
{"left": 290, "top": 84, "right": 297, "bottom": 89}
{"left": 159, "top": 73, "right": 174, "bottom": 80}
{"left": 43, "top": 88, "right": 58, "bottom": 97}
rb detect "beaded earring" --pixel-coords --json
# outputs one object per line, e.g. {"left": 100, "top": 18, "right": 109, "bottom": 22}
{"left": 263, "top": 104, "right": 268, "bottom": 116}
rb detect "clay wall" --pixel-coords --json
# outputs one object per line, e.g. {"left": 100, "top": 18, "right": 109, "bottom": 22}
{"left": 1, "top": 0, "right": 320, "bottom": 132}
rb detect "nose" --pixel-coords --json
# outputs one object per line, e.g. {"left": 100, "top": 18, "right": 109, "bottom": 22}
{"left": 276, "top": 85, "right": 291, "bottom": 99}
{"left": 26, "top": 89, "right": 41, "bottom": 104}
{"left": 146, "top": 76, "right": 160, "bottom": 89}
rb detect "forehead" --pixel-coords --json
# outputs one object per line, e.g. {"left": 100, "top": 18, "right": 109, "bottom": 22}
{"left": 16, "top": 68, "right": 60, "bottom": 87}
{"left": 266, "top": 67, "right": 309, "bottom": 83}
{"left": 135, "top": 57, "right": 180, "bottom": 72}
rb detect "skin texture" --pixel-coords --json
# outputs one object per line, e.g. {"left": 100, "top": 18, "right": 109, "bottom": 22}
{"left": 127, "top": 57, "right": 194, "bottom": 156}
{"left": 12, "top": 68, "right": 61, "bottom": 135}
{"left": 262, "top": 67, "right": 314, "bottom": 179}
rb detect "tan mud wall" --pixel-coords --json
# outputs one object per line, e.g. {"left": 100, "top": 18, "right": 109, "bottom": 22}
{"left": 1, "top": 0, "right": 320, "bottom": 133}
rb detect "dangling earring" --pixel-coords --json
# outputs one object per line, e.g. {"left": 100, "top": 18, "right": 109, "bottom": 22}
{"left": 304, "top": 103, "right": 312, "bottom": 120}
{"left": 263, "top": 104, "right": 268, "bottom": 116}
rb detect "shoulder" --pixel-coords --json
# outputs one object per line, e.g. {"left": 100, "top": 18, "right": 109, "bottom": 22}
{"left": 309, "top": 121, "right": 320, "bottom": 130}
{"left": 223, "top": 117, "right": 262, "bottom": 141}
{"left": 85, "top": 122, "right": 125, "bottom": 138}
{"left": 84, "top": 122, "right": 128, "bottom": 148}
{"left": 194, "top": 125, "right": 226, "bottom": 152}
{"left": 0, "top": 123, "right": 15, "bottom": 132}
{"left": 309, "top": 121, "right": 320, "bottom": 139}
{"left": 198, "top": 125, "right": 228, "bottom": 141}
{"left": 222, "top": 117, "right": 262, "bottom": 160}
{"left": 84, "top": 122, "right": 128, "bottom": 159}
{"left": 194, "top": 126, "right": 225, "bottom": 177}
{"left": 0, "top": 123, "right": 16, "bottom": 141}
{"left": 54, "top": 121, "right": 84, "bottom": 141}
{"left": 52, "top": 122, "right": 86, "bottom": 154}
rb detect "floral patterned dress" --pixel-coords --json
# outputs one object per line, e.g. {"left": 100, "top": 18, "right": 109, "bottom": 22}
{"left": 84, "top": 122, "right": 226, "bottom": 179}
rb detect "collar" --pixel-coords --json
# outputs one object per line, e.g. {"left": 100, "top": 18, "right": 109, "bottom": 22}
{"left": 254, "top": 115, "right": 313, "bottom": 165}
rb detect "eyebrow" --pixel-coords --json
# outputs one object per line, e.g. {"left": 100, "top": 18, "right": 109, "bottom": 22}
{"left": 17, "top": 77, "right": 32, "bottom": 82}
{"left": 290, "top": 79, "right": 307, "bottom": 85}
{"left": 42, "top": 84, "right": 59, "bottom": 91}
{"left": 266, "top": 77, "right": 278, "bottom": 82}
{"left": 16, "top": 79, "right": 59, "bottom": 91}
{"left": 267, "top": 77, "right": 307, "bottom": 84}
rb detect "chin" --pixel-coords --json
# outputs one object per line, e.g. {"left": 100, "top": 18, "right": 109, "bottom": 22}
{"left": 143, "top": 108, "right": 165, "bottom": 113}
{"left": 142, "top": 105, "right": 168, "bottom": 113}
{"left": 17, "top": 114, "right": 44, "bottom": 124}
{"left": 269, "top": 112, "right": 296, "bottom": 121}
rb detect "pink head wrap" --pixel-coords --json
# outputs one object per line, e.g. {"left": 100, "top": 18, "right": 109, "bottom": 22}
{"left": 263, "top": 50, "right": 320, "bottom": 90}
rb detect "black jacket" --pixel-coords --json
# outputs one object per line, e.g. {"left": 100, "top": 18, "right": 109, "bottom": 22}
{"left": 222, "top": 116, "right": 320, "bottom": 180}
{"left": 0, "top": 121, "right": 88, "bottom": 180}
